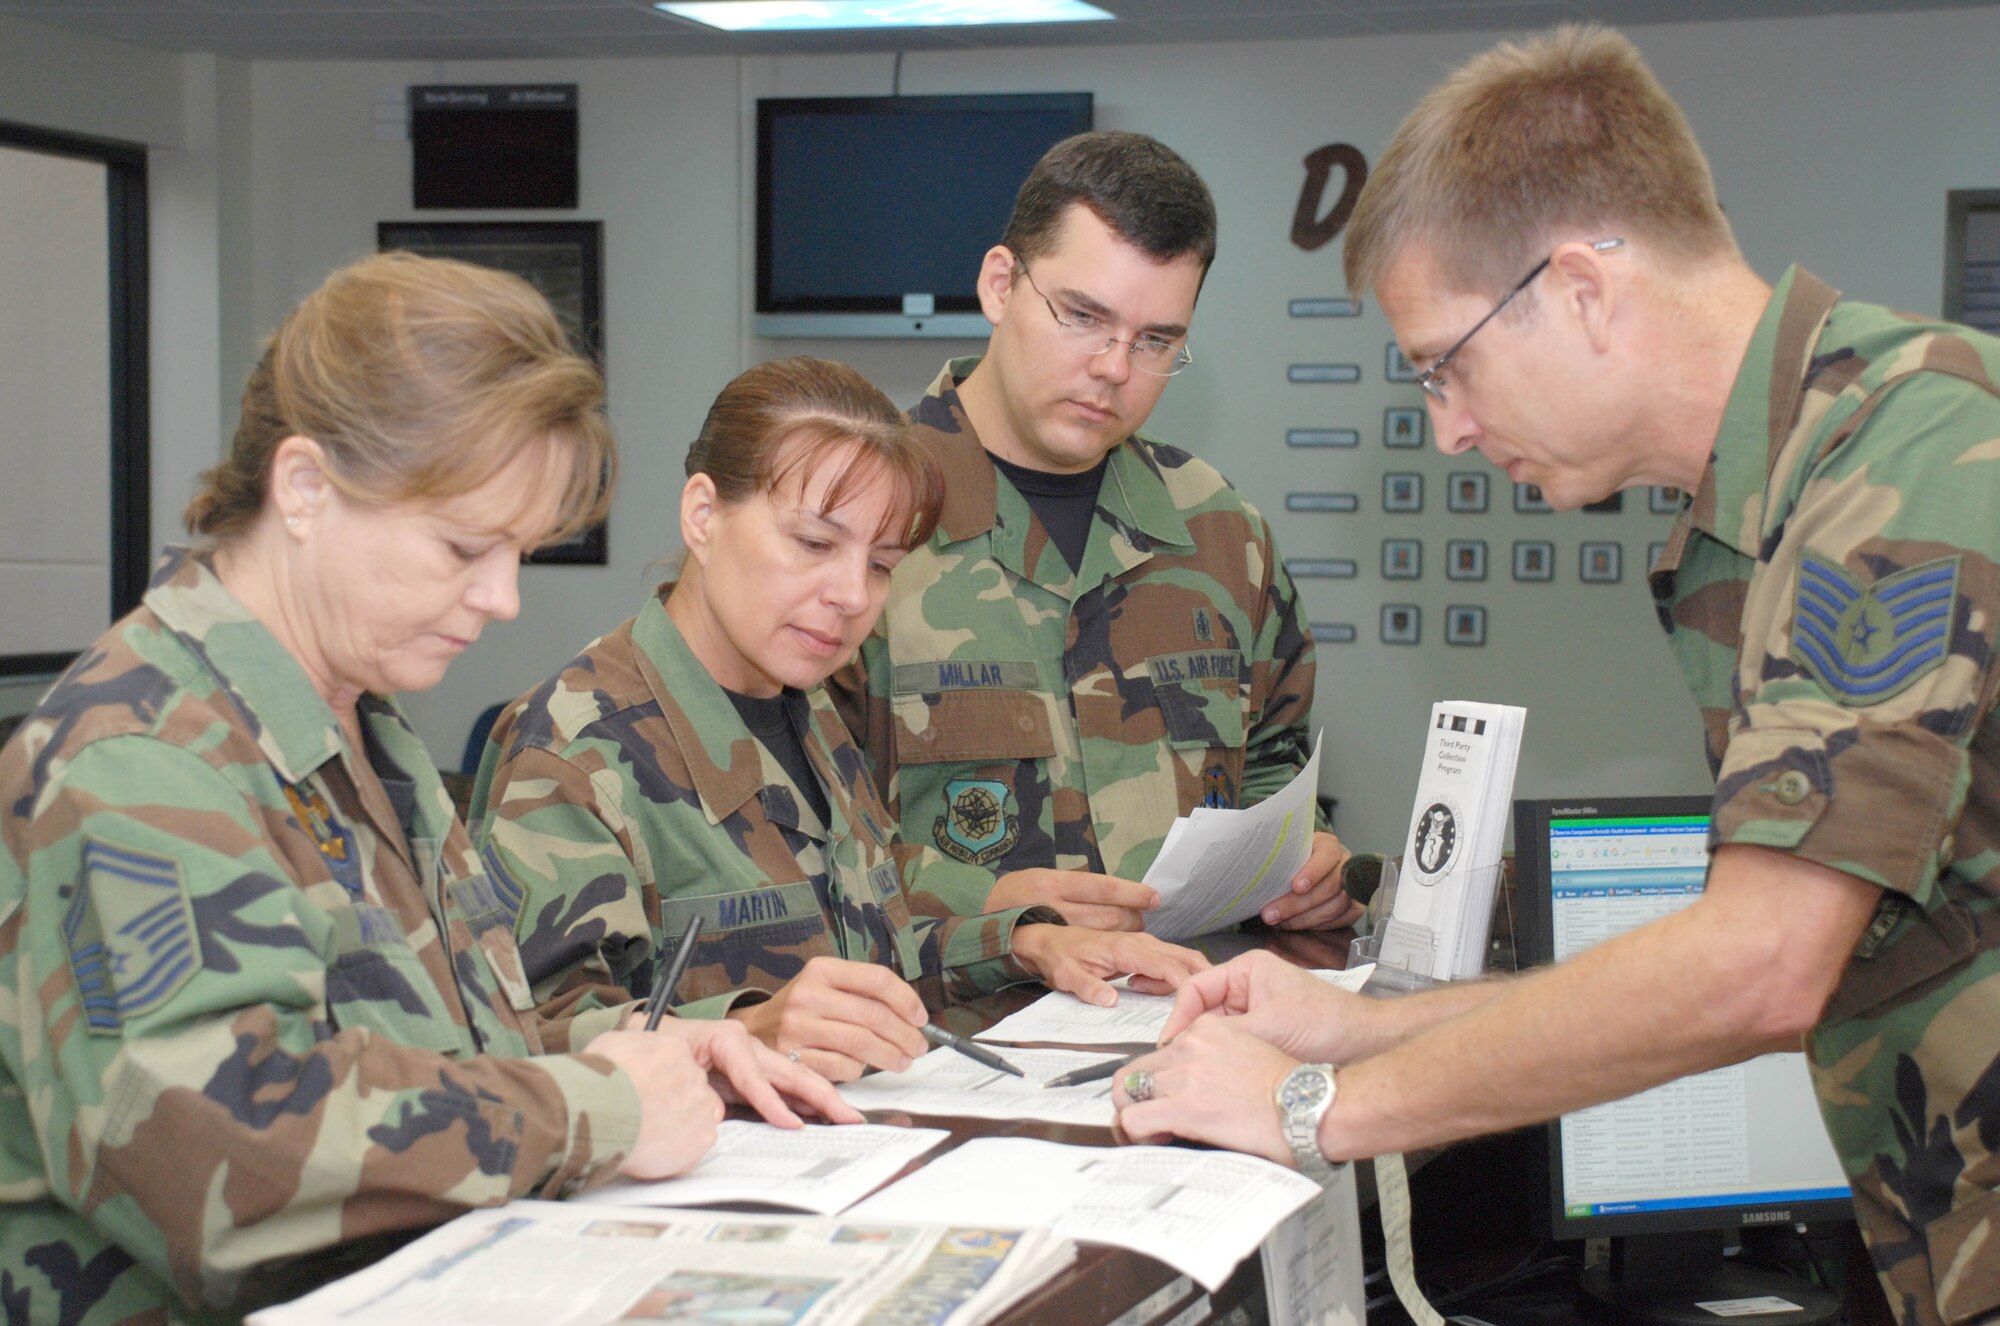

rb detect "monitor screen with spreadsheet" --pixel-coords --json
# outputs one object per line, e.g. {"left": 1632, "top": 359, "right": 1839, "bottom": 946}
{"left": 1513, "top": 796, "right": 1853, "bottom": 1243}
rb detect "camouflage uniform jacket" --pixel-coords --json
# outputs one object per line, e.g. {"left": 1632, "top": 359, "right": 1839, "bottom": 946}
{"left": 0, "top": 549, "right": 642, "bottom": 1326}
{"left": 1655, "top": 267, "right": 2000, "bottom": 1324}
{"left": 468, "top": 589, "right": 1055, "bottom": 1029}
{"left": 829, "top": 357, "right": 1321, "bottom": 916}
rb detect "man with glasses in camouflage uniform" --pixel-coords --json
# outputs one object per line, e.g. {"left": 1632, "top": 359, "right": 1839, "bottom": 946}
{"left": 831, "top": 131, "right": 1359, "bottom": 937}
{"left": 1109, "top": 29, "right": 2000, "bottom": 1324}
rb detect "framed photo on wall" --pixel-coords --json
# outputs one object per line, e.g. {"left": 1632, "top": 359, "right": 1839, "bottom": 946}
{"left": 1382, "top": 538, "right": 1422, "bottom": 580}
{"left": 1514, "top": 482, "right": 1552, "bottom": 514}
{"left": 378, "top": 219, "right": 607, "bottom": 565}
{"left": 1445, "top": 539, "right": 1487, "bottom": 581}
{"left": 1648, "top": 485, "right": 1682, "bottom": 514}
{"left": 1383, "top": 472, "right": 1424, "bottom": 513}
{"left": 1445, "top": 605, "right": 1486, "bottom": 647}
{"left": 1447, "top": 471, "right": 1489, "bottom": 513}
{"left": 1513, "top": 540, "right": 1554, "bottom": 582}
{"left": 1580, "top": 541, "right": 1623, "bottom": 584}
{"left": 1384, "top": 407, "right": 1425, "bottom": 449}
{"left": 1381, "top": 603, "right": 1420, "bottom": 645}
{"left": 1385, "top": 342, "right": 1420, "bottom": 382}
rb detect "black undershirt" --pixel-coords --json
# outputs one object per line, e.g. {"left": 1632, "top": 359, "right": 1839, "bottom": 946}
{"left": 724, "top": 686, "right": 831, "bottom": 827}
{"left": 990, "top": 452, "right": 1109, "bottom": 574}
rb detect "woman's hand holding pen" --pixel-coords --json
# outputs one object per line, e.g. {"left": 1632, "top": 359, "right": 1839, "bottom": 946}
{"left": 727, "top": 955, "right": 930, "bottom": 1083}
{"left": 1011, "top": 925, "right": 1211, "bottom": 1005}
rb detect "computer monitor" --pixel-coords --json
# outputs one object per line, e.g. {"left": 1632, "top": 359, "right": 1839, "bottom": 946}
{"left": 1513, "top": 795, "right": 1853, "bottom": 1325}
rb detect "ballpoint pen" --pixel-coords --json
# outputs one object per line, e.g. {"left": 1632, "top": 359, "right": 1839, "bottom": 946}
{"left": 642, "top": 914, "right": 704, "bottom": 1031}
{"left": 1042, "top": 1053, "right": 1141, "bottom": 1089}
{"left": 920, "top": 1022, "right": 1025, "bottom": 1078}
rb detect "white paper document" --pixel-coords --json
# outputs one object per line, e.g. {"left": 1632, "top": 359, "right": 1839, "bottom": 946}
{"left": 247, "top": 1200, "right": 1074, "bottom": 1326}
{"left": 1141, "top": 735, "right": 1324, "bottom": 941}
{"left": 976, "top": 966, "right": 1377, "bottom": 1047}
{"left": 580, "top": 1121, "right": 948, "bottom": 1214}
{"left": 849, "top": 1137, "right": 1323, "bottom": 1292}
{"left": 1386, "top": 701, "right": 1525, "bottom": 980}
{"left": 838, "top": 1046, "right": 1127, "bottom": 1125}
{"left": 1261, "top": 1163, "right": 1365, "bottom": 1326}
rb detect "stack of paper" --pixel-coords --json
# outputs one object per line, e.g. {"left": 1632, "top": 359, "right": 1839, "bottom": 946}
{"left": 581, "top": 1121, "right": 949, "bottom": 1214}
{"left": 973, "top": 966, "right": 1376, "bottom": 1047}
{"left": 246, "top": 1202, "right": 1073, "bottom": 1326}
{"left": 1385, "top": 700, "right": 1525, "bottom": 980}
{"left": 849, "top": 1137, "right": 1323, "bottom": 1293}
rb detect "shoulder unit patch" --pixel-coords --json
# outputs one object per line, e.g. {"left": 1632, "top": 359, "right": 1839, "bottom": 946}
{"left": 934, "top": 777, "right": 1019, "bottom": 866}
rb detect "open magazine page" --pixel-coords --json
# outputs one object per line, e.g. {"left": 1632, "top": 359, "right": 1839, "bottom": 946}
{"left": 246, "top": 1201, "right": 1073, "bottom": 1326}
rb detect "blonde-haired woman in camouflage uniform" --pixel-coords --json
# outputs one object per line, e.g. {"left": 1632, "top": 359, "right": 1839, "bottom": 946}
{"left": 473, "top": 356, "right": 1208, "bottom": 1084}
{"left": 0, "top": 255, "right": 853, "bottom": 1326}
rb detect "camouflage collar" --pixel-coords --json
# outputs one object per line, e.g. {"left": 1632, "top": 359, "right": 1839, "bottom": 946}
{"left": 1692, "top": 265, "right": 1841, "bottom": 559}
{"left": 631, "top": 590, "right": 781, "bottom": 826}
{"left": 142, "top": 546, "right": 346, "bottom": 783}
{"left": 915, "top": 356, "right": 1194, "bottom": 554}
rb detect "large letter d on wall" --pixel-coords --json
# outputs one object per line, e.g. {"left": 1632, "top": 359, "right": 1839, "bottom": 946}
{"left": 1291, "top": 143, "right": 1368, "bottom": 252}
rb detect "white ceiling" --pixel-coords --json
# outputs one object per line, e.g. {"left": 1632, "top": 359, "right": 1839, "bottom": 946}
{"left": 3, "top": 0, "right": 1995, "bottom": 62}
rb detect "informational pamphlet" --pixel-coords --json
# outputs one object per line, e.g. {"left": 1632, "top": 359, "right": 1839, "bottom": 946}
{"left": 1385, "top": 701, "right": 1525, "bottom": 980}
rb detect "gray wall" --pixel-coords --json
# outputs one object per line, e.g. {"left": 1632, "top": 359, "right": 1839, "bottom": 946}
{"left": 5, "top": 8, "right": 1998, "bottom": 851}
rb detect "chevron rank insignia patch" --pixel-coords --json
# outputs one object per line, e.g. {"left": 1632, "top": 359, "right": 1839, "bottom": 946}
{"left": 1791, "top": 551, "right": 1958, "bottom": 704}
{"left": 64, "top": 839, "right": 201, "bottom": 1033}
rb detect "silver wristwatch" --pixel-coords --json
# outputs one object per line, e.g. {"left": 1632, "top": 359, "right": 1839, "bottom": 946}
{"left": 1275, "top": 1062, "right": 1341, "bottom": 1183}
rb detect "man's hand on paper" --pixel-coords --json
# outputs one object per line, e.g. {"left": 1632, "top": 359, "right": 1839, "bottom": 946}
{"left": 1159, "top": 951, "right": 1361, "bottom": 1062}
{"left": 1259, "top": 831, "right": 1364, "bottom": 930}
{"left": 986, "top": 868, "right": 1160, "bottom": 931}
{"left": 1111, "top": 1017, "right": 1298, "bottom": 1168}
{"left": 727, "top": 955, "right": 930, "bottom": 1083}
{"left": 1012, "top": 925, "right": 1211, "bottom": 1005}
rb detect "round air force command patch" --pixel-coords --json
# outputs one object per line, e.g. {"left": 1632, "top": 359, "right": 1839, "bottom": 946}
{"left": 1410, "top": 799, "right": 1462, "bottom": 883}
{"left": 1791, "top": 551, "right": 1959, "bottom": 705}
{"left": 934, "top": 777, "right": 1020, "bottom": 866}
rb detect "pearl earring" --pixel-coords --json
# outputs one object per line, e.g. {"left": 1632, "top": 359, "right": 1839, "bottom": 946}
{"left": 286, "top": 515, "right": 300, "bottom": 527}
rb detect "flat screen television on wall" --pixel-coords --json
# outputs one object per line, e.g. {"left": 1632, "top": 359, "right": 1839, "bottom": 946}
{"left": 755, "top": 92, "right": 1093, "bottom": 338}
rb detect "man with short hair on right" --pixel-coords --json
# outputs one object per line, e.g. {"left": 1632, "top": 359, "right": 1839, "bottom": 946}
{"left": 1108, "top": 26, "right": 2000, "bottom": 1324}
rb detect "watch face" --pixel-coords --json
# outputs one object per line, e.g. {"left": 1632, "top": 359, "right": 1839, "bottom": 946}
{"left": 1281, "top": 1067, "right": 1331, "bottom": 1112}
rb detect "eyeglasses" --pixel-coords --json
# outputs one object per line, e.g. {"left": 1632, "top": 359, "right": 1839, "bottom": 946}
{"left": 1417, "top": 238, "right": 1625, "bottom": 406}
{"left": 1016, "top": 261, "right": 1194, "bottom": 378}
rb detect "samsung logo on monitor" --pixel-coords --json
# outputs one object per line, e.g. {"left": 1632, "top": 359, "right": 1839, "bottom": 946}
{"left": 1740, "top": 1211, "right": 1794, "bottom": 1225}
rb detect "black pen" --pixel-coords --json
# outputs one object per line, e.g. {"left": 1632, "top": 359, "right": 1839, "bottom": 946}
{"left": 642, "top": 915, "right": 704, "bottom": 1031}
{"left": 1042, "top": 1053, "right": 1141, "bottom": 1089}
{"left": 920, "top": 1022, "right": 1025, "bottom": 1078}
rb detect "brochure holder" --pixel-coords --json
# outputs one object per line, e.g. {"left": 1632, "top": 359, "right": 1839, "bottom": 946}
{"left": 1348, "top": 855, "right": 1504, "bottom": 994}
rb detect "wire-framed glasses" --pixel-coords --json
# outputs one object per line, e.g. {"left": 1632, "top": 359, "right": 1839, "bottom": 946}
{"left": 1017, "top": 261, "right": 1194, "bottom": 378}
{"left": 1417, "top": 238, "right": 1625, "bottom": 406}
